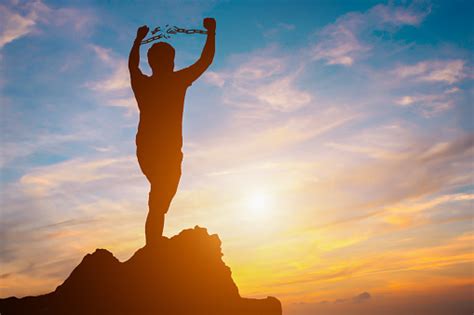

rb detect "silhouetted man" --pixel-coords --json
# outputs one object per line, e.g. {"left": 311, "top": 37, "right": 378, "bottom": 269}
{"left": 129, "top": 18, "right": 216, "bottom": 246}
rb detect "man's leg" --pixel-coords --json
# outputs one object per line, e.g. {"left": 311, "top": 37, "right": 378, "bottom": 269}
{"left": 145, "top": 186, "right": 171, "bottom": 246}
{"left": 145, "top": 164, "right": 182, "bottom": 246}
{"left": 145, "top": 212, "right": 164, "bottom": 245}
{"left": 146, "top": 186, "right": 162, "bottom": 242}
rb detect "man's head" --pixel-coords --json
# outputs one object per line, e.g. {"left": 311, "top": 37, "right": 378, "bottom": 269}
{"left": 147, "top": 42, "right": 175, "bottom": 74}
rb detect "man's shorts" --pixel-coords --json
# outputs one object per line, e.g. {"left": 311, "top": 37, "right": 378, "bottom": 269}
{"left": 136, "top": 145, "right": 183, "bottom": 186}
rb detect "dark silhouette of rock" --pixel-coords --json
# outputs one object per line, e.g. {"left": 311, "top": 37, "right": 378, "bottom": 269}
{"left": 0, "top": 227, "right": 282, "bottom": 315}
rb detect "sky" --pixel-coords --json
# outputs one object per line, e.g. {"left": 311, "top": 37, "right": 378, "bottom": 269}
{"left": 0, "top": 0, "right": 473, "bottom": 314}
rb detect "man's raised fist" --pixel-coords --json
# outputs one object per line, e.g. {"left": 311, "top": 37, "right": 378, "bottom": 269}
{"left": 136, "top": 25, "right": 149, "bottom": 40}
{"left": 203, "top": 18, "right": 216, "bottom": 33}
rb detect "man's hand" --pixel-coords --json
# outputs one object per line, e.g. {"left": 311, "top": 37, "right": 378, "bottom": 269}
{"left": 203, "top": 18, "right": 216, "bottom": 33}
{"left": 136, "top": 25, "right": 149, "bottom": 41}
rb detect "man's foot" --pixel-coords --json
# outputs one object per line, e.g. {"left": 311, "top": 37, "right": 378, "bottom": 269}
{"left": 145, "top": 235, "right": 167, "bottom": 249}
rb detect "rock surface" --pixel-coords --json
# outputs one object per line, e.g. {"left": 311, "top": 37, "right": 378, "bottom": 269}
{"left": 0, "top": 226, "right": 282, "bottom": 315}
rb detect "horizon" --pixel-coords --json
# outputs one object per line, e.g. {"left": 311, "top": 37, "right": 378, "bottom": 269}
{"left": 1, "top": 1, "right": 473, "bottom": 314}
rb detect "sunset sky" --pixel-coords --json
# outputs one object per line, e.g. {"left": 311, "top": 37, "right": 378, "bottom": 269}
{"left": 1, "top": 0, "right": 473, "bottom": 314}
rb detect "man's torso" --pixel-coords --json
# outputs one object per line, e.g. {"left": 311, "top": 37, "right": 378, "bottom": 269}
{"left": 132, "top": 73, "right": 190, "bottom": 153}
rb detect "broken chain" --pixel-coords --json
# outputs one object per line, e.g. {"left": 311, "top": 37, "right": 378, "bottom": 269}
{"left": 141, "top": 25, "right": 207, "bottom": 45}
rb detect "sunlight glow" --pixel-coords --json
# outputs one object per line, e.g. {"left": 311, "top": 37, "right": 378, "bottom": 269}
{"left": 245, "top": 191, "right": 273, "bottom": 219}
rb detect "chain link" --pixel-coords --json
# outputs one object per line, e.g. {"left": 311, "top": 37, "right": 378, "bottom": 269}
{"left": 172, "top": 27, "right": 208, "bottom": 35}
{"left": 141, "top": 25, "right": 207, "bottom": 45}
{"left": 141, "top": 34, "right": 165, "bottom": 44}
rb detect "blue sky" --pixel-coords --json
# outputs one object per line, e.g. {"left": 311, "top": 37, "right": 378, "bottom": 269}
{"left": 1, "top": 1, "right": 473, "bottom": 314}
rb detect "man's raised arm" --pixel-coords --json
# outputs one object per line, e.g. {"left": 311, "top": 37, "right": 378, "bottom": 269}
{"left": 178, "top": 18, "right": 216, "bottom": 83}
{"left": 129, "top": 25, "right": 149, "bottom": 77}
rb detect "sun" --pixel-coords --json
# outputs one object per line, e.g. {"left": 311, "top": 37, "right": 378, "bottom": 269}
{"left": 245, "top": 191, "right": 273, "bottom": 219}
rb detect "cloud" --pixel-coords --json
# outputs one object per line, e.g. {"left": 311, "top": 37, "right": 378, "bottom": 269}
{"left": 322, "top": 132, "right": 473, "bottom": 213}
{"left": 0, "top": 1, "right": 95, "bottom": 49}
{"left": 89, "top": 45, "right": 115, "bottom": 64}
{"left": 85, "top": 44, "right": 136, "bottom": 113}
{"left": 186, "top": 107, "right": 359, "bottom": 174}
{"left": 269, "top": 228, "right": 473, "bottom": 305}
{"left": 261, "top": 22, "right": 296, "bottom": 38}
{"left": 19, "top": 157, "right": 136, "bottom": 197}
{"left": 394, "top": 87, "right": 461, "bottom": 116}
{"left": 392, "top": 60, "right": 467, "bottom": 84}
{"left": 311, "top": 13, "right": 370, "bottom": 66}
{"left": 311, "top": 2, "right": 431, "bottom": 66}
{"left": 86, "top": 62, "right": 130, "bottom": 93}
{"left": 385, "top": 193, "right": 474, "bottom": 218}
{"left": 371, "top": 3, "right": 431, "bottom": 26}
{"left": 0, "top": 132, "right": 87, "bottom": 168}
{"left": 254, "top": 74, "right": 311, "bottom": 111}
{"left": 0, "top": 3, "right": 36, "bottom": 49}
{"left": 203, "top": 71, "right": 225, "bottom": 87}
{"left": 352, "top": 291, "right": 371, "bottom": 303}
{"left": 315, "top": 291, "right": 371, "bottom": 305}
{"left": 286, "top": 285, "right": 472, "bottom": 315}
{"left": 417, "top": 133, "right": 474, "bottom": 163}
{"left": 282, "top": 125, "right": 473, "bottom": 252}
{"left": 86, "top": 44, "right": 130, "bottom": 92}
{"left": 204, "top": 47, "right": 311, "bottom": 113}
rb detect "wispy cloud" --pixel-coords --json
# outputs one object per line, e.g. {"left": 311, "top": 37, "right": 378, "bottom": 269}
{"left": 186, "top": 107, "right": 359, "bottom": 175}
{"left": 19, "top": 156, "right": 136, "bottom": 197}
{"left": 322, "top": 132, "right": 473, "bottom": 213}
{"left": 311, "top": 14, "right": 370, "bottom": 66}
{"left": 269, "top": 229, "right": 473, "bottom": 301}
{"left": 86, "top": 44, "right": 130, "bottom": 92}
{"left": 260, "top": 22, "right": 296, "bottom": 38}
{"left": 86, "top": 62, "right": 130, "bottom": 93}
{"left": 85, "top": 44, "right": 136, "bottom": 112}
{"left": 0, "top": 132, "right": 87, "bottom": 168}
{"left": 0, "top": 3, "right": 36, "bottom": 49}
{"left": 315, "top": 291, "right": 372, "bottom": 305}
{"left": 352, "top": 291, "right": 371, "bottom": 303}
{"left": 311, "top": 2, "right": 431, "bottom": 66}
{"left": 392, "top": 59, "right": 467, "bottom": 84}
{"left": 370, "top": 3, "right": 431, "bottom": 27}
{"left": 394, "top": 86, "right": 462, "bottom": 116}
{"left": 286, "top": 284, "right": 472, "bottom": 315}
{"left": 0, "top": 0, "right": 95, "bottom": 49}
{"left": 204, "top": 47, "right": 312, "bottom": 116}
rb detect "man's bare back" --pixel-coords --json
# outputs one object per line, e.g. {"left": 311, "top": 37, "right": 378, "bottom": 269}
{"left": 129, "top": 18, "right": 216, "bottom": 246}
